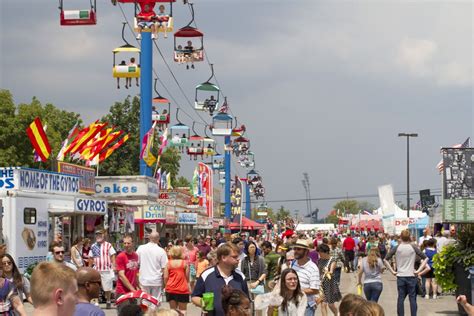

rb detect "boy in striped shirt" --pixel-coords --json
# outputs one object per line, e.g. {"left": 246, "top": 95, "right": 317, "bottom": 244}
{"left": 89, "top": 230, "right": 116, "bottom": 309}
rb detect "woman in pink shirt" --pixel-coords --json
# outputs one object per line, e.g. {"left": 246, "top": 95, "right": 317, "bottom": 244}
{"left": 184, "top": 235, "right": 198, "bottom": 291}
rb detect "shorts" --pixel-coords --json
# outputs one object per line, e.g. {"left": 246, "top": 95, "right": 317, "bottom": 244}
{"left": 425, "top": 268, "right": 435, "bottom": 279}
{"left": 165, "top": 292, "right": 190, "bottom": 303}
{"left": 138, "top": 21, "right": 154, "bottom": 28}
{"left": 100, "top": 270, "right": 115, "bottom": 292}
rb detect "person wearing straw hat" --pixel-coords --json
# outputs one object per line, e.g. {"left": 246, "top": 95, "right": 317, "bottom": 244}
{"left": 291, "top": 239, "right": 320, "bottom": 316}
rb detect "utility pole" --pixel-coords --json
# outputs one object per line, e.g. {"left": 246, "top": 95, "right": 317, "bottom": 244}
{"left": 303, "top": 172, "right": 313, "bottom": 219}
{"left": 398, "top": 133, "right": 418, "bottom": 218}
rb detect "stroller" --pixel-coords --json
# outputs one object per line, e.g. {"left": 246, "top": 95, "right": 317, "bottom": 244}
{"left": 116, "top": 290, "right": 161, "bottom": 313}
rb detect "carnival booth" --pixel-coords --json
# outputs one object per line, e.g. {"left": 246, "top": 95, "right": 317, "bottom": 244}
{"left": 94, "top": 175, "right": 159, "bottom": 248}
{"left": 0, "top": 166, "right": 107, "bottom": 271}
{"left": 227, "top": 216, "right": 265, "bottom": 233}
{"left": 408, "top": 215, "right": 429, "bottom": 241}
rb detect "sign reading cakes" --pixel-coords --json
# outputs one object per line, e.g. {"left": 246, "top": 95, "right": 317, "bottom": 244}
{"left": 0, "top": 168, "right": 80, "bottom": 194}
{"left": 177, "top": 212, "right": 198, "bottom": 224}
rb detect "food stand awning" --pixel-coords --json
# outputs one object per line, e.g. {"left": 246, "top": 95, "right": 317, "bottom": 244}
{"left": 227, "top": 216, "right": 265, "bottom": 230}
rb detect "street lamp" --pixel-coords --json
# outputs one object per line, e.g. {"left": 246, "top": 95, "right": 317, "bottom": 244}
{"left": 398, "top": 133, "right": 418, "bottom": 218}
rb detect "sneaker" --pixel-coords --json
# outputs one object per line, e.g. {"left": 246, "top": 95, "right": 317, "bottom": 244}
{"left": 191, "top": 64, "right": 195, "bottom": 69}
{"left": 424, "top": 295, "right": 430, "bottom": 300}
{"left": 152, "top": 34, "right": 157, "bottom": 40}
{"left": 117, "top": 86, "right": 120, "bottom": 89}
{"left": 433, "top": 295, "right": 437, "bottom": 300}
{"left": 136, "top": 34, "right": 142, "bottom": 40}
{"left": 125, "top": 85, "right": 128, "bottom": 89}
{"left": 186, "top": 65, "right": 189, "bottom": 70}
{"left": 164, "top": 34, "right": 168, "bottom": 39}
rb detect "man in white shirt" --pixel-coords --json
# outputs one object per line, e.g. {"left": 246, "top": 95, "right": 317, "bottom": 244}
{"left": 436, "top": 230, "right": 454, "bottom": 252}
{"left": 291, "top": 239, "right": 320, "bottom": 316}
{"left": 136, "top": 231, "right": 168, "bottom": 303}
{"left": 418, "top": 228, "right": 432, "bottom": 247}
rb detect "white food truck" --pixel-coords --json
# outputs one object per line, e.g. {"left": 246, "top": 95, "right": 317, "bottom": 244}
{"left": 0, "top": 167, "right": 107, "bottom": 271}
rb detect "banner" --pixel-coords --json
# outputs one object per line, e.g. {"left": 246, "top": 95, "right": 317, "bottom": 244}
{"left": 442, "top": 148, "right": 474, "bottom": 222}
{"left": 231, "top": 176, "right": 242, "bottom": 217}
{"left": 57, "top": 162, "right": 95, "bottom": 194}
{"left": 198, "top": 162, "right": 213, "bottom": 218}
{"left": 378, "top": 184, "right": 396, "bottom": 234}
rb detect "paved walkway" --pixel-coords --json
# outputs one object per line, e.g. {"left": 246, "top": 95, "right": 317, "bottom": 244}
{"left": 24, "top": 271, "right": 460, "bottom": 315}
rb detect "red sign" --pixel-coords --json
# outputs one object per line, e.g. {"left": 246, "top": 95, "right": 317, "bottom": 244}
{"left": 198, "top": 162, "right": 213, "bottom": 218}
{"left": 57, "top": 162, "right": 95, "bottom": 194}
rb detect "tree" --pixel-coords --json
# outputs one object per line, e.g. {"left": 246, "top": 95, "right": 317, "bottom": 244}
{"left": 326, "top": 214, "right": 339, "bottom": 225}
{"left": 333, "top": 200, "right": 359, "bottom": 215}
{"left": 174, "top": 175, "right": 191, "bottom": 189}
{"left": 100, "top": 96, "right": 140, "bottom": 175}
{"left": 358, "top": 200, "right": 376, "bottom": 212}
{"left": 276, "top": 205, "right": 290, "bottom": 222}
{"left": 159, "top": 147, "right": 182, "bottom": 185}
{"left": 0, "top": 90, "right": 81, "bottom": 169}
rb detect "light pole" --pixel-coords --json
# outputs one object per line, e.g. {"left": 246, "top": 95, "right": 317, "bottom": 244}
{"left": 398, "top": 133, "right": 418, "bottom": 218}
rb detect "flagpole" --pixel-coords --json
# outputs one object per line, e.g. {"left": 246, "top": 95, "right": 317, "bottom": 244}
{"left": 96, "top": 161, "right": 100, "bottom": 177}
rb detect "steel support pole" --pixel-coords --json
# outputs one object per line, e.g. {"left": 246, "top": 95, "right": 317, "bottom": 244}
{"left": 139, "top": 32, "right": 153, "bottom": 176}
{"left": 224, "top": 136, "right": 231, "bottom": 219}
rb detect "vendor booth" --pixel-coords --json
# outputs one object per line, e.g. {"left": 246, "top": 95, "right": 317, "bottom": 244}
{"left": 408, "top": 215, "right": 429, "bottom": 241}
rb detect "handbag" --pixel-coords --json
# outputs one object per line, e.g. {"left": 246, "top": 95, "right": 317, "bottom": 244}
{"left": 250, "top": 284, "right": 265, "bottom": 295}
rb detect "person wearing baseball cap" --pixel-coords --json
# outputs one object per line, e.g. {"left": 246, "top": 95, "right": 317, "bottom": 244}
{"left": 291, "top": 239, "right": 321, "bottom": 315}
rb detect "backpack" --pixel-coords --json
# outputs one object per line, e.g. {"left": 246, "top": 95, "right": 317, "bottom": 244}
{"left": 378, "top": 242, "right": 387, "bottom": 254}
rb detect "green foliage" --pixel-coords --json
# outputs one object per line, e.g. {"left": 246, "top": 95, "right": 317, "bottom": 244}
{"left": 174, "top": 175, "right": 191, "bottom": 189}
{"left": 160, "top": 147, "right": 182, "bottom": 184}
{"left": 276, "top": 205, "right": 290, "bottom": 221}
{"left": 333, "top": 200, "right": 359, "bottom": 214}
{"left": 433, "top": 224, "right": 474, "bottom": 291}
{"left": 326, "top": 214, "right": 339, "bottom": 225}
{"left": 0, "top": 90, "right": 80, "bottom": 169}
{"left": 99, "top": 96, "right": 140, "bottom": 175}
{"left": 433, "top": 244, "right": 460, "bottom": 291}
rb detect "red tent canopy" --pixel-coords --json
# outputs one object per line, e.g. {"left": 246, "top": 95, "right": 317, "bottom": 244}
{"left": 227, "top": 216, "right": 265, "bottom": 230}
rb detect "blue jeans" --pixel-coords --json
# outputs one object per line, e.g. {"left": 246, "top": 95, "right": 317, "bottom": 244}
{"left": 305, "top": 304, "right": 316, "bottom": 316}
{"left": 364, "top": 282, "right": 383, "bottom": 302}
{"left": 397, "top": 277, "right": 417, "bottom": 316}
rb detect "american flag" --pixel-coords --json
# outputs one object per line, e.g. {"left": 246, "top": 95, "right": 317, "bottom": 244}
{"left": 436, "top": 137, "right": 470, "bottom": 173}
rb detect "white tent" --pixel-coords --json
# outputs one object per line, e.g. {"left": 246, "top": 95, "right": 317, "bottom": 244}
{"left": 295, "top": 223, "right": 335, "bottom": 232}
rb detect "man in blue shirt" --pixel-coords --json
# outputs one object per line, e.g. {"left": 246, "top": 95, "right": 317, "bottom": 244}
{"left": 74, "top": 267, "right": 105, "bottom": 316}
{"left": 192, "top": 243, "right": 249, "bottom": 316}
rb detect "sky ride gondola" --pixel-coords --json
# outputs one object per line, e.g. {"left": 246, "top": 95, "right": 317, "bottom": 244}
{"left": 212, "top": 154, "right": 225, "bottom": 172}
{"left": 203, "top": 125, "right": 216, "bottom": 157}
{"left": 113, "top": 23, "right": 140, "bottom": 79}
{"left": 59, "top": 0, "right": 97, "bottom": 26}
{"left": 211, "top": 98, "right": 233, "bottom": 136}
{"left": 187, "top": 123, "right": 204, "bottom": 160}
{"left": 195, "top": 64, "right": 220, "bottom": 115}
{"left": 174, "top": 4, "right": 203, "bottom": 69}
{"left": 152, "top": 78, "right": 171, "bottom": 129}
{"left": 233, "top": 136, "right": 250, "bottom": 156}
{"left": 124, "top": 0, "right": 176, "bottom": 35}
{"left": 239, "top": 151, "right": 255, "bottom": 169}
{"left": 169, "top": 109, "right": 190, "bottom": 152}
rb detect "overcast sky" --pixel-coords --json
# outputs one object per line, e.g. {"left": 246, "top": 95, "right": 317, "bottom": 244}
{"left": 1, "top": 1, "right": 472, "bottom": 220}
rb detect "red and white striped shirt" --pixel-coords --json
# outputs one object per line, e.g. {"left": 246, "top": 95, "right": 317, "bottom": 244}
{"left": 89, "top": 241, "right": 116, "bottom": 271}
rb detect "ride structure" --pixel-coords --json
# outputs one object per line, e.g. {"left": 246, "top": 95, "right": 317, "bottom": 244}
{"left": 174, "top": 4, "right": 204, "bottom": 69}
{"left": 59, "top": 0, "right": 97, "bottom": 26}
{"left": 195, "top": 64, "right": 220, "bottom": 115}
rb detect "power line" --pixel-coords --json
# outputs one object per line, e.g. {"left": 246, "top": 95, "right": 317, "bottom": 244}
{"left": 249, "top": 188, "right": 443, "bottom": 204}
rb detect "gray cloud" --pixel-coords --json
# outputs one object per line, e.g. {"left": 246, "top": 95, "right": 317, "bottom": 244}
{"left": 1, "top": 0, "right": 472, "bottom": 219}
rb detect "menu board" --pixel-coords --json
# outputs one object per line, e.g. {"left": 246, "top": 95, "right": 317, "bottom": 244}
{"left": 442, "top": 148, "right": 474, "bottom": 222}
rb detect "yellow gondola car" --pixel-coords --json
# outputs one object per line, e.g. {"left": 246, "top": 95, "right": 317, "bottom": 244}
{"left": 112, "top": 45, "right": 141, "bottom": 78}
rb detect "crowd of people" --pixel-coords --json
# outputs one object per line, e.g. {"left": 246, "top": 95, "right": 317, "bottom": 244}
{"left": 0, "top": 225, "right": 469, "bottom": 316}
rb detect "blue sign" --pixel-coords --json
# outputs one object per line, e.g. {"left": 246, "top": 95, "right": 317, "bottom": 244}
{"left": 178, "top": 212, "right": 198, "bottom": 224}
{"left": 75, "top": 198, "right": 107, "bottom": 214}
{"left": 0, "top": 169, "right": 15, "bottom": 190}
